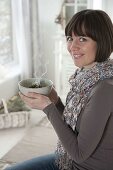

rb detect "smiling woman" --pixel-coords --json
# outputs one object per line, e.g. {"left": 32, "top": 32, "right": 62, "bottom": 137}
{"left": 5, "top": 9, "right": 113, "bottom": 170}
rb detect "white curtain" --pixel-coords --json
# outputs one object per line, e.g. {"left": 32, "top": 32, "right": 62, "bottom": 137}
{"left": 30, "top": 0, "right": 43, "bottom": 76}
{"left": 11, "top": 0, "right": 33, "bottom": 79}
{"left": 12, "top": 0, "right": 42, "bottom": 79}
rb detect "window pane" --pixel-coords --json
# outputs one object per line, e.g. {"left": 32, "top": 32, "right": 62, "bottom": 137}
{"left": 0, "top": 0, "right": 13, "bottom": 65}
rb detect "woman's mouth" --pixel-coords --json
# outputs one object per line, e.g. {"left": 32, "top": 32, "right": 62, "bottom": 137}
{"left": 72, "top": 54, "right": 83, "bottom": 59}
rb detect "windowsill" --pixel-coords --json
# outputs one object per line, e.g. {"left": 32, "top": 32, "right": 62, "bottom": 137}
{"left": 0, "top": 64, "right": 21, "bottom": 100}
{"left": 0, "top": 65, "right": 21, "bottom": 84}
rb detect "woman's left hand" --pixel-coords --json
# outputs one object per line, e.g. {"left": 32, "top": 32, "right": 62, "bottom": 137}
{"left": 19, "top": 92, "right": 52, "bottom": 110}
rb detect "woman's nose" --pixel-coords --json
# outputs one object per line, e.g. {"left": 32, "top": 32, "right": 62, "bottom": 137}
{"left": 70, "top": 40, "right": 80, "bottom": 51}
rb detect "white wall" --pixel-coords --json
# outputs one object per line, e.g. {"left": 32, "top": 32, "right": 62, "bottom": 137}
{"left": 102, "top": 0, "right": 113, "bottom": 21}
{"left": 102, "top": 0, "right": 113, "bottom": 59}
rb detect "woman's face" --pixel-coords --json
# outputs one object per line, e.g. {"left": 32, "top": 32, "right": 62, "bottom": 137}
{"left": 67, "top": 32, "right": 97, "bottom": 68}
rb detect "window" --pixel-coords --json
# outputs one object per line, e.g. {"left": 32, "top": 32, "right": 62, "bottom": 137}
{"left": 0, "top": 0, "right": 14, "bottom": 65}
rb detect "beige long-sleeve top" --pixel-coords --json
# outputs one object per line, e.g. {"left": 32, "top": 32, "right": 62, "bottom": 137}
{"left": 43, "top": 78, "right": 113, "bottom": 170}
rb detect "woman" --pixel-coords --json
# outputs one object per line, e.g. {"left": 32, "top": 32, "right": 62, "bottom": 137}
{"left": 6, "top": 9, "right": 113, "bottom": 170}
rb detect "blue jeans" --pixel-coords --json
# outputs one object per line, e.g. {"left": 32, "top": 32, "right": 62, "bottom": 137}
{"left": 5, "top": 154, "right": 59, "bottom": 170}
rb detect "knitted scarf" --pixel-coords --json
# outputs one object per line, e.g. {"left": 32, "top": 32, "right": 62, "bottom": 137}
{"left": 55, "top": 59, "right": 113, "bottom": 170}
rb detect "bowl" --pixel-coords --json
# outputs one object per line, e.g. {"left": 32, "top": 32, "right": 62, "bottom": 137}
{"left": 18, "top": 78, "right": 53, "bottom": 96}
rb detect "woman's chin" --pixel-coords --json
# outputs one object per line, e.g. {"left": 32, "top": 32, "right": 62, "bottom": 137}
{"left": 73, "top": 61, "right": 83, "bottom": 68}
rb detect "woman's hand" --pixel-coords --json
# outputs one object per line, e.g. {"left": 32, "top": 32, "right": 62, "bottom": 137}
{"left": 48, "top": 87, "right": 59, "bottom": 104}
{"left": 19, "top": 92, "right": 52, "bottom": 110}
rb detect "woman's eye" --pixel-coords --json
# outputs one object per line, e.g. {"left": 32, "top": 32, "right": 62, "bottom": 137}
{"left": 79, "top": 36, "right": 87, "bottom": 42}
{"left": 66, "top": 36, "right": 73, "bottom": 42}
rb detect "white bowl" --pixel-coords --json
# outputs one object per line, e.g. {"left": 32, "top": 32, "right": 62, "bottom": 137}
{"left": 18, "top": 78, "right": 53, "bottom": 96}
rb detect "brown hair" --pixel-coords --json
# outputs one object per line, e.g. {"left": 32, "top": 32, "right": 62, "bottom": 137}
{"left": 65, "top": 9, "right": 113, "bottom": 62}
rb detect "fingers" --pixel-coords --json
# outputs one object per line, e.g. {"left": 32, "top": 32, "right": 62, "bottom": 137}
{"left": 19, "top": 92, "right": 32, "bottom": 105}
{"left": 27, "top": 92, "right": 43, "bottom": 98}
{"left": 19, "top": 92, "right": 52, "bottom": 110}
{"left": 19, "top": 92, "right": 42, "bottom": 99}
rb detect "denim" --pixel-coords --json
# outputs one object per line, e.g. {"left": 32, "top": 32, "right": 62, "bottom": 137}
{"left": 5, "top": 154, "right": 59, "bottom": 170}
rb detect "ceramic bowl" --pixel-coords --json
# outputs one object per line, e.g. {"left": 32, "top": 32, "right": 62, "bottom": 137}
{"left": 18, "top": 78, "right": 53, "bottom": 96}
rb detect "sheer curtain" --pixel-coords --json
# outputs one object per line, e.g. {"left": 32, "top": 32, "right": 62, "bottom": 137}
{"left": 30, "top": 0, "right": 43, "bottom": 76}
{"left": 11, "top": 0, "right": 41, "bottom": 79}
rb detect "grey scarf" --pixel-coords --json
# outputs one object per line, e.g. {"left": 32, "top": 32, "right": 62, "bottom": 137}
{"left": 55, "top": 60, "right": 113, "bottom": 170}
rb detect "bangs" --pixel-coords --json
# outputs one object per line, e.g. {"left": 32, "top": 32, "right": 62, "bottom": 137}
{"left": 73, "top": 20, "right": 88, "bottom": 37}
{"left": 65, "top": 11, "right": 98, "bottom": 41}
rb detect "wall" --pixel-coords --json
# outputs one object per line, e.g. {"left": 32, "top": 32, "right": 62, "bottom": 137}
{"left": 102, "top": 0, "right": 113, "bottom": 59}
{"left": 102, "top": 0, "right": 113, "bottom": 21}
